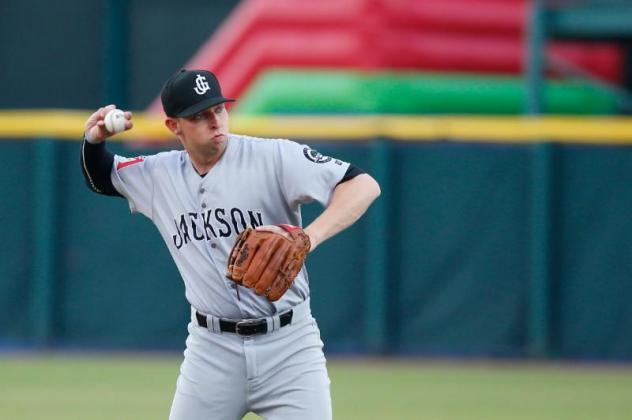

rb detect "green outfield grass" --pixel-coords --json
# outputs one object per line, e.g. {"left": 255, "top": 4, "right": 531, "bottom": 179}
{"left": 1, "top": 355, "right": 631, "bottom": 419}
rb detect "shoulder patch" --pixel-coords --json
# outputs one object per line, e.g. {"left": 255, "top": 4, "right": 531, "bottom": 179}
{"left": 116, "top": 156, "right": 145, "bottom": 170}
{"left": 303, "top": 147, "right": 332, "bottom": 164}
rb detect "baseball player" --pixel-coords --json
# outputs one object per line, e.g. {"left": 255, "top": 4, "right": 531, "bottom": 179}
{"left": 80, "top": 69, "right": 380, "bottom": 420}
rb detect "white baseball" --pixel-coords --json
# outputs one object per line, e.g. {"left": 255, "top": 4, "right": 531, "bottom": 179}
{"left": 104, "top": 109, "right": 126, "bottom": 134}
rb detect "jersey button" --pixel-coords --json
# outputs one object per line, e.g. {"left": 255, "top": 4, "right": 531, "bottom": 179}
{"left": 199, "top": 188, "right": 205, "bottom": 194}
{"left": 211, "top": 243, "right": 217, "bottom": 249}
{"left": 201, "top": 202, "right": 207, "bottom": 208}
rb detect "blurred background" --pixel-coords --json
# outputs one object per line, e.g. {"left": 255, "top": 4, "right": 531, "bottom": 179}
{"left": 2, "top": 0, "right": 632, "bottom": 418}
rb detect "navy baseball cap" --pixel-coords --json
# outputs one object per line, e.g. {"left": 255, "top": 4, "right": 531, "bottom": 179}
{"left": 160, "top": 69, "right": 235, "bottom": 118}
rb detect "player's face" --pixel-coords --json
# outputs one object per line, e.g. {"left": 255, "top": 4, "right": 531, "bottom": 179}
{"left": 169, "top": 103, "right": 230, "bottom": 158}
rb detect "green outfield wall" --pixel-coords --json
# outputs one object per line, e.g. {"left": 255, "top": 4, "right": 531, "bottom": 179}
{"left": 2, "top": 116, "right": 632, "bottom": 360}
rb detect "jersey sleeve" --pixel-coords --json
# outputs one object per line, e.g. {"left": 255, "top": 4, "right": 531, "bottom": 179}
{"left": 110, "top": 154, "right": 154, "bottom": 218}
{"left": 274, "top": 140, "right": 350, "bottom": 208}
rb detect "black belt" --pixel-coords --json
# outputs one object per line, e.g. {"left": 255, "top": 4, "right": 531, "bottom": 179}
{"left": 196, "top": 310, "right": 293, "bottom": 336}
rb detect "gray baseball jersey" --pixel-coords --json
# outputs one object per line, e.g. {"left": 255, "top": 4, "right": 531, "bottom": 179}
{"left": 110, "top": 134, "right": 349, "bottom": 318}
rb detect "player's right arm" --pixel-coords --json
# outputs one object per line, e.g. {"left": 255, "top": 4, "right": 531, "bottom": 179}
{"left": 81, "top": 104, "right": 133, "bottom": 196}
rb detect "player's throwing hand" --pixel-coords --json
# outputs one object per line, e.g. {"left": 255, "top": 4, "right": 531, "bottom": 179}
{"left": 84, "top": 104, "right": 133, "bottom": 143}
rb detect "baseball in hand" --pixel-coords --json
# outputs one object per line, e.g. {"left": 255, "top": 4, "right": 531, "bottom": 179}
{"left": 104, "top": 109, "right": 126, "bottom": 134}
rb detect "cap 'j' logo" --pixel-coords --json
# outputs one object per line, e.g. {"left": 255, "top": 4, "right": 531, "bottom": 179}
{"left": 193, "top": 74, "right": 211, "bottom": 95}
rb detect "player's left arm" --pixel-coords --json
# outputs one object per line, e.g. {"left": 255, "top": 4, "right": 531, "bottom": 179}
{"left": 303, "top": 173, "right": 380, "bottom": 252}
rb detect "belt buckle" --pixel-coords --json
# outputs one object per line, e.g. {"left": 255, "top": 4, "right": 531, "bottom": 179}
{"left": 235, "top": 319, "right": 265, "bottom": 336}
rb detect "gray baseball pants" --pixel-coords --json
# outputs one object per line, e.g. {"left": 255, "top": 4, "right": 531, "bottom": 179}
{"left": 169, "top": 299, "right": 332, "bottom": 420}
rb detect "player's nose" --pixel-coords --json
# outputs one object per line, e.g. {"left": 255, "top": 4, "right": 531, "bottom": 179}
{"left": 207, "top": 112, "right": 219, "bottom": 129}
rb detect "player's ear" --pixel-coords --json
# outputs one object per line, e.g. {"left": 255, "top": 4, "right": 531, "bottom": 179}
{"left": 165, "top": 118, "right": 181, "bottom": 135}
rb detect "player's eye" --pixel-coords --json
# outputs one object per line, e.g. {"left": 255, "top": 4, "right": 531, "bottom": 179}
{"left": 214, "top": 104, "right": 225, "bottom": 114}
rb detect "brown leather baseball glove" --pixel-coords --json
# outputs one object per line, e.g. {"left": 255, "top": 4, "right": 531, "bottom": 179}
{"left": 226, "top": 224, "right": 311, "bottom": 301}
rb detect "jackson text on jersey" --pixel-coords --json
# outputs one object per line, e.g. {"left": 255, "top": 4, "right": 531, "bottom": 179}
{"left": 172, "top": 207, "right": 263, "bottom": 249}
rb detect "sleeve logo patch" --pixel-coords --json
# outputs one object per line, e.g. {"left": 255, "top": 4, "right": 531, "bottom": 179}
{"left": 116, "top": 156, "right": 145, "bottom": 170}
{"left": 303, "top": 147, "right": 332, "bottom": 164}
